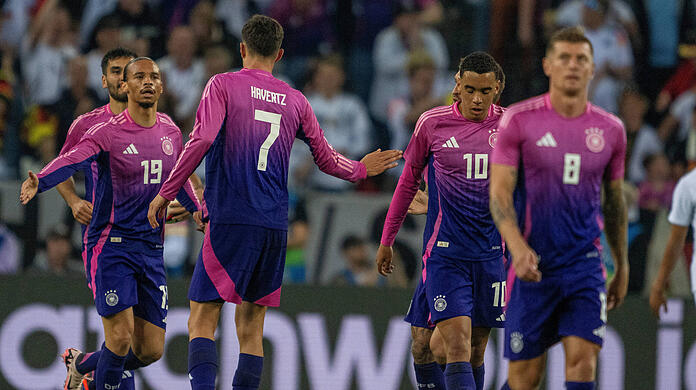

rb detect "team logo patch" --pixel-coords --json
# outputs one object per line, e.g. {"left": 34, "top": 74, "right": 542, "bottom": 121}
{"left": 105, "top": 290, "right": 119, "bottom": 307}
{"left": 434, "top": 295, "right": 447, "bottom": 312}
{"left": 161, "top": 136, "right": 174, "bottom": 156}
{"left": 488, "top": 128, "right": 498, "bottom": 148}
{"left": 585, "top": 127, "right": 605, "bottom": 153}
{"left": 510, "top": 331, "right": 524, "bottom": 353}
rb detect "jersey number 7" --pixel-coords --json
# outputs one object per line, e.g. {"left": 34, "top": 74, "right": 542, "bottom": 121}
{"left": 255, "top": 109, "right": 282, "bottom": 171}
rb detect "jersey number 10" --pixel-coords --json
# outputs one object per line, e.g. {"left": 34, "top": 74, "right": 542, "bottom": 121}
{"left": 462, "top": 153, "right": 488, "bottom": 179}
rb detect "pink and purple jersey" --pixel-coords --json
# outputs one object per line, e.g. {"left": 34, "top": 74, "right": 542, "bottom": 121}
{"left": 492, "top": 93, "right": 626, "bottom": 273}
{"left": 382, "top": 103, "right": 505, "bottom": 261}
{"left": 37, "top": 109, "right": 201, "bottom": 250}
{"left": 60, "top": 104, "right": 115, "bottom": 204}
{"left": 158, "top": 68, "right": 367, "bottom": 230}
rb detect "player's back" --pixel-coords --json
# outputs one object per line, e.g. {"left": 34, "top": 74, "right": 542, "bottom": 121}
{"left": 206, "top": 69, "right": 324, "bottom": 230}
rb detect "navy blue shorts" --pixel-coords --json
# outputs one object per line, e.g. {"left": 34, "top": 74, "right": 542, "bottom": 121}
{"left": 409, "top": 253, "right": 505, "bottom": 328}
{"left": 504, "top": 262, "right": 607, "bottom": 361}
{"left": 85, "top": 240, "right": 167, "bottom": 329}
{"left": 188, "top": 223, "right": 286, "bottom": 307}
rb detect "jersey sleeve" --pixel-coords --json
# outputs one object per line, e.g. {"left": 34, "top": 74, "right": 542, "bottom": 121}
{"left": 380, "top": 114, "right": 431, "bottom": 246}
{"left": 175, "top": 178, "right": 202, "bottom": 214}
{"left": 296, "top": 96, "right": 367, "bottom": 182}
{"left": 668, "top": 177, "right": 694, "bottom": 227}
{"left": 159, "top": 75, "right": 227, "bottom": 200}
{"left": 491, "top": 111, "right": 522, "bottom": 167}
{"left": 59, "top": 116, "right": 88, "bottom": 155}
{"left": 37, "top": 122, "right": 110, "bottom": 192}
{"left": 606, "top": 122, "right": 627, "bottom": 180}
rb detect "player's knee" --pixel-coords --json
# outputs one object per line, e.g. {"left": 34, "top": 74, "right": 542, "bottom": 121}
{"left": 137, "top": 348, "right": 163, "bottom": 365}
{"left": 566, "top": 355, "right": 597, "bottom": 379}
{"left": 509, "top": 371, "right": 543, "bottom": 390}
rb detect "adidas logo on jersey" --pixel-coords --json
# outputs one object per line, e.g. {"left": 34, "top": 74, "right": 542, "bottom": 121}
{"left": 535, "top": 132, "right": 557, "bottom": 147}
{"left": 122, "top": 144, "right": 139, "bottom": 154}
{"left": 441, "top": 137, "right": 459, "bottom": 148}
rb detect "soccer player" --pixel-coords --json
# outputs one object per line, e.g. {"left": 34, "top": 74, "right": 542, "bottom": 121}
{"left": 146, "top": 15, "right": 402, "bottom": 390}
{"left": 20, "top": 57, "right": 201, "bottom": 390}
{"left": 377, "top": 52, "right": 506, "bottom": 390}
{"left": 489, "top": 26, "right": 628, "bottom": 390}
{"left": 649, "top": 168, "right": 696, "bottom": 317}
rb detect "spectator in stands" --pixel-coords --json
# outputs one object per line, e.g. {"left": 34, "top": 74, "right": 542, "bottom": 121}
{"left": 0, "top": 195, "right": 20, "bottom": 274}
{"left": 555, "top": 0, "right": 641, "bottom": 51}
{"left": 658, "top": 85, "right": 696, "bottom": 159}
{"left": 20, "top": 0, "right": 78, "bottom": 106}
{"left": 620, "top": 86, "right": 662, "bottom": 184}
{"left": 189, "top": 0, "right": 237, "bottom": 58}
{"left": 331, "top": 235, "right": 381, "bottom": 287}
{"left": 369, "top": 0, "right": 449, "bottom": 124}
{"left": 578, "top": 0, "right": 633, "bottom": 114}
{"left": 0, "top": 79, "right": 14, "bottom": 179}
{"left": 52, "top": 56, "right": 99, "bottom": 155}
{"left": 387, "top": 51, "right": 443, "bottom": 152}
{"left": 19, "top": 105, "right": 58, "bottom": 174}
{"left": 204, "top": 45, "right": 234, "bottom": 81}
{"left": 639, "top": 153, "right": 675, "bottom": 214}
{"left": 159, "top": 25, "right": 205, "bottom": 130}
{"left": 656, "top": 53, "right": 696, "bottom": 114}
{"left": 285, "top": 198, "right": 308, "bottom": 283}
{"left": 29, "top": 225, "right": 81, "bottom": 275}
{"left": 100, "top": 0, "right": 165, "bottom": 58}
{"left": 304, "top": 54, "right": 372, "bottom": 192}
{"left": 215, "top": 0, "right": 272, "bottom": 41}
{"left": 268, "top": 0, "right": 336, "bottom": 86}
{"left": 85, "top": 17, "right": 122, "bottom": 103}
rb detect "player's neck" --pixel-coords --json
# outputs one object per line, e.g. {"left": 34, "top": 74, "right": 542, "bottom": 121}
{"left": 108, "top": 99, "right": 127, "bottom": 115}
{"left": 242, "top": 58, "right": 275, "bottom": 75}
{"left": 548, "top": 88, "right": 588, "bottom": 118}
{"left": 127, "top": 102, "right": 157, "bottom": 127}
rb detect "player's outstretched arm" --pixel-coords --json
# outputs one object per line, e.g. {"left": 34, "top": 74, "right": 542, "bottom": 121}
{"left": 603, "top": 178, "right": 629, "bottom": 310}
{"left": 649, "top": 224, "right": 688, "bottom": 318}
{"left": 490, "top": 163, "right": 541, "bottom": 282}
{"left": 19, "top": 171, "right": 39, "bottom": 205}
{"left": 56, "top": 178, "right": 93, "bottom": 225}
{"left": 360, "top": 149, "right": 403, "bottom": 176}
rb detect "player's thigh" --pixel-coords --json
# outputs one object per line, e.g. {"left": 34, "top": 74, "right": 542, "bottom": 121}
{"left": 188, "top": 300, "right": 224, "bottom": 341}
{"left": 131, "top": 316, "right": 166, "bottom": 363}
{"left": 425, "top": 255, "right": 473, "bottom": 324}
{"left": 472, "top": 258, "right": 506, "bottom": 329}
{"left": 561, "top": 336, "right": 600, "bottom": 382}
{"left": 507, "top": 353, "right": 547, "bottom": 390}
{"left": 102, "top": 307, "right": 135, "bottom": 353}
{"left": 235, "top": 301, "right": 267, "bottom": 338}
{"left": 436, "top": 315, "right": 472, "bottom": 358}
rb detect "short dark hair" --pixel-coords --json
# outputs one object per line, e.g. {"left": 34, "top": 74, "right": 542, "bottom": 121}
{"left": 101, "top": 48, "right": 138, "bottom": 75}
{"left": 341, "top": 235, "right": 365, "bottom": 251}
{"left": 546, "top": 26, "right": 594, "bottom": 56}
{"left": 458, "top": 51, "right": 499, "bottom": 77}
{"left": 122, "top": 57, "right": 156, "bottom": 82}
{"left": 241, "top": 14, "right": 284, "bottom": 58}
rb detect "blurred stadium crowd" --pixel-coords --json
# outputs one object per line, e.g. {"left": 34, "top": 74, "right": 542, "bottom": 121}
{"left": 0, "top": 0, "right": 694, "bottom": 294}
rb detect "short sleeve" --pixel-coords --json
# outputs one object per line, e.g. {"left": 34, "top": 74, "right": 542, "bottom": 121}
{"left": 668, "top": 177, "right": 695, "bottom": 227}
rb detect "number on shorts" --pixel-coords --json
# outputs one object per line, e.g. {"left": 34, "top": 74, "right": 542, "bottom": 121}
{"left": 159, "top": 285, "right": 168, "bottom": 310}
{"left": 599, "top": 291, "right": 607, "bottom": 323}
{"left": 492, "top": 281, "right": 507, "bottom": 307}
{"left": 254, "top": 109, "right": 282, "bottom": 171}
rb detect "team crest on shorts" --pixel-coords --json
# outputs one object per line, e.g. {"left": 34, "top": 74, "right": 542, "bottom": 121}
{"left": 488, "top": 128, "right": 498, "bottom": 148}
{"left": 434, "top": 295, "right": 447, "bottom": 312}
{"left": 510, "top": 332, "right": 524, "bottom": 353}
{"left": 584, "top": 127, "right": 605, "bottom": 153}
{"left": 161, "top": 136, "right": 174, "bottom": 156}
{"left": 105, "top": 290, "right": 119, "bottom": 306}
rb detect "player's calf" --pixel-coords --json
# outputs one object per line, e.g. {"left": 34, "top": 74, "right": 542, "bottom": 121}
{"left": 411, "top": 326, "right": 435, "bottom": 364}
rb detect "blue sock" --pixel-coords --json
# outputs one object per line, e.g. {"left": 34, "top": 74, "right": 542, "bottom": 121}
{"left": 444, "top": 361, "right": 475, "bottom": 390}
{"left": 232, "top": 353, "right": 263, "bottom": 390}
{"left": 500, "top": 381, "right": 511, "bottom": 390}
{"left": 413, "top": 362, "right": 446, "bottom": 389}
{"left": 75, "top": 350, "right": 101, "bottom": 375}
{"left": 566, "top": 381, "right": 594, "bottom": 390}
{"left": 473, "top": 364, "right": 485, "bottom": 390}
{"left": 188, "top": 337, "right": 217, "bottom": 390}
{"left": 95, "top": 345, "right": 126, "bottom": 390}
{"left": 120, "top": 370, "right": 135, "bottom": 389}
{"left": 124, "top": 349, "right": 148, "bottom": 370}
{"left": 440, "top": 363, "right": 446, "bottom": 372}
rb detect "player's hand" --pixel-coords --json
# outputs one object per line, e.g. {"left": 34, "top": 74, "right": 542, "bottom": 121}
{"left": 19, "top": 171, "right": 39, "bottom": 205}
{"left": 607, "top": 266, "right": 628, "bottom": 311}
{"left": 193, "top": 211, "right": 206, "bottom": 233}
{"left": 649, "top": 278, "right": 668, "bottom": 318}
{"left": 69, "top": 198, "right": 93, "bottom": 225}
{"left": 408, "top": 190, "right": 428, "bottom": 215}
{"left": 147, "top": 195, "right": 170, "bottom": 229}
{"left": 360, "top": 149, "right": 403, "bottom": 176}
{"left": 376, "top": 244, "right": 395, "bottom": 276}
{"left": 511, "top": 243, "right": 541, "bottom": 282}
{"left": 166, "top": 200, "right": 190, "bottom": 224}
